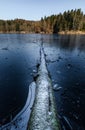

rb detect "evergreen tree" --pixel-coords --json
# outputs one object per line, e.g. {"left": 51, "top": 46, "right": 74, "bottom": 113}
{"left": 0, "top": 9, "right": 85, "bottom": 33}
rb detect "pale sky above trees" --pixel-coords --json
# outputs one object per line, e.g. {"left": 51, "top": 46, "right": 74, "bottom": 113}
{"left": 0, "top": 0, "right": 85, "bottom": 20}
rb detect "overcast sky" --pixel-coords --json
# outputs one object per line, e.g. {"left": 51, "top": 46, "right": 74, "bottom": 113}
{"left": 0, "top": 0, "right": 85, "bottom": 20}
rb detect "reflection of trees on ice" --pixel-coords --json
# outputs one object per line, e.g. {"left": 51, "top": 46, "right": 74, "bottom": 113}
{"left": 28, "top": 44, "right": 60, "bottom": 130}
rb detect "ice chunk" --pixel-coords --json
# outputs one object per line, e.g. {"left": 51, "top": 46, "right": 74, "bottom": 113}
{"left": 33, "top": 69, "right": 37, "bottom": 73}
{"left": 53, "top": 84, "right": 62, "bottom": 91}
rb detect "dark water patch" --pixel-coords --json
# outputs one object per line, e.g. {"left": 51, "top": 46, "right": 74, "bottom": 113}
{"left": 1, "top": 47, "right": 9, "bottom": 51}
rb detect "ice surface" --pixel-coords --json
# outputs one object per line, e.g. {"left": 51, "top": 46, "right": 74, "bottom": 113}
{"left": 1, "top": 82, "right": 36, "bottom": 130}
{"left": 1, "top": 45, "right": 60, "bottom": 130}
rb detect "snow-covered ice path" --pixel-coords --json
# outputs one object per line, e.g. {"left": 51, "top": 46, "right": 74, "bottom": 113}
{"left": 28, "top": 45, "right": 60, "bottom": 130}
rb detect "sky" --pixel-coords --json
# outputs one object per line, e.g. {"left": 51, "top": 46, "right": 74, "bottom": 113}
{"left": 0, "top": 0, "right": 85, "bottom": 20}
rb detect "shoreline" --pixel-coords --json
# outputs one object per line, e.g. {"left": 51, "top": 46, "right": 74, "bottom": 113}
{"left": 0, "top": 31, "right": 85, "bottom": 35}
{"left": 58, "top": 31, "right": 85, "bottom": 35}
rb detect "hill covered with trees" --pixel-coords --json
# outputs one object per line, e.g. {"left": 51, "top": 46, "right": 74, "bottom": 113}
{"left": 0, "top": 9, "right": 85, "bottom": 34}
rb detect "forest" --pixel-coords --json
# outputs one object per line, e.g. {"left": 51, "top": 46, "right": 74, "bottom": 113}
{"left": 0, "top": 9, "right": 85, "bottom": 34}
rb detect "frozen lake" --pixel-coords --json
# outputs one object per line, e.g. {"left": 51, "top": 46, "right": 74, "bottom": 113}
{"left": 0, "top": 34, "right": 85, "bottom": 130}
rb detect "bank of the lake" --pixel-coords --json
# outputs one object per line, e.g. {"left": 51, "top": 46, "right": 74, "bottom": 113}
{"left": 0, "top": 31, "right": 85, "bottom": 35}
{"left": 58, "top": 31, "right": 85, "bottom": 35}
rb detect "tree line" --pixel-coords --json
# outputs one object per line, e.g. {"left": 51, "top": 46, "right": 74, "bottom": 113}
{"left": 0, "top": 9, "right": 85, "bottom": 33}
